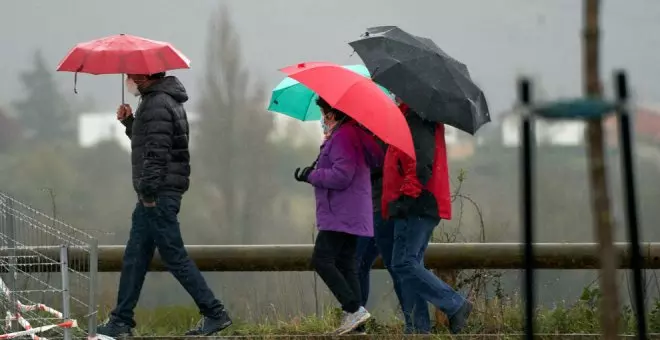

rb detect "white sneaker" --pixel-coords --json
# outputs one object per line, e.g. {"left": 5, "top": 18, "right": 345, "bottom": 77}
{"left": 335, "top": 307, "right": 371, "bottom": 335}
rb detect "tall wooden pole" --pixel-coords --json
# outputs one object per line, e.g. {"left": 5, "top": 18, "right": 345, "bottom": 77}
{"left": 583, "top": 0, "right": 620, "bottom": 338}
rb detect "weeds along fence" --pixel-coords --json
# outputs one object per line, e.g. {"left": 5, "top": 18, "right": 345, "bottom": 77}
{"left": 0, "top": 192, "right": 99, "bottom": 340}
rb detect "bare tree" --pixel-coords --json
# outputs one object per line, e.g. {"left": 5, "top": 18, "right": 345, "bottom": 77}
{"left": 196, "top": 6, "right": 276, "bottom": 243}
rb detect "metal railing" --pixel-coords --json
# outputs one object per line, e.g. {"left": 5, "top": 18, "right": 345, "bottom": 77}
{"left": 4, "top": 242, "right": 660, "bottom": 272}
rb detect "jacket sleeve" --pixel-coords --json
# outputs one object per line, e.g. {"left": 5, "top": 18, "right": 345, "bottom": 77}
{"left": 399, "top": 113, "right": 437, "bottom": 198}
{"left": 307, "top": 131, "right": 358, "bottom": 191}
{"left": 137, "top": 99, "right": 173, "bottom": 202}
{"left": 360, "top": 133, "right": 385, "bottom": 169}
{"left": 121, "top": 116, "right": 134, "bottom": 138}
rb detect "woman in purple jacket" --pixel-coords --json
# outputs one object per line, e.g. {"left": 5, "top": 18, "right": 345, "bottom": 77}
{"left": 294, "top": 97, "right": 383, "bottom": 335}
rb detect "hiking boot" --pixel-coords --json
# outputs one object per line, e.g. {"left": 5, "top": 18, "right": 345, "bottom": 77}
{"left": 96, "top": 319, "right": 133, "bottom": 338}
{"left": 449, "top": 300, "right": 473, "bottom": 334}
{"left": 335, "top": 307, "right": 371, "bottom": 335}
{"left": 184, "top": 312, "right": 233, "bottom": 336}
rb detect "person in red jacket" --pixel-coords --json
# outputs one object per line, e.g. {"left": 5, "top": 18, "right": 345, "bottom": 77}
{"left": 377, "top": 99, "right": 472, "bottom": 334}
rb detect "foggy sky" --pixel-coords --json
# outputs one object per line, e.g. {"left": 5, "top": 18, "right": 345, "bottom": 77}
{"left": 0, "top": 0, "right": 658, "bottom": 117}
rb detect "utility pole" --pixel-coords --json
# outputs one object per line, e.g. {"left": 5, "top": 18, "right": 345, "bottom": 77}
{"left": 583, "top": 0, "right": 620, "bottom": 338}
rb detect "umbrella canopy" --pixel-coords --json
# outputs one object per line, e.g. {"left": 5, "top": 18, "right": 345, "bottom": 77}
{"left": 349, "top": 26, "right": 490, "bottom": 134}
{"left": 57, "top": 33, "right": 190, "bottom": 103}
{"left": 280, "top": 62, "right": 415, "bottom": 160}
{"left": 268, "top": 64, "right": 392, "bottom": 121}
{"left": 57, "top": 33, "right": 190, "bottom": 75}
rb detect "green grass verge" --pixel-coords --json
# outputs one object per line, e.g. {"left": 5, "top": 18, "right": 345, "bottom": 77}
{"left": 118, "top": 288, "right": 660, "bottom": 336}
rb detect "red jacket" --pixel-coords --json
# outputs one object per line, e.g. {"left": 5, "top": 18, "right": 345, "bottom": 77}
{"left": 381, "top": 104, "right": 452, "bottom": 220}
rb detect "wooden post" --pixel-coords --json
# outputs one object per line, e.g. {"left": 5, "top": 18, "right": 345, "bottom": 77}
{"left": 583, "top": 0, "right": 620, "bottom": 338}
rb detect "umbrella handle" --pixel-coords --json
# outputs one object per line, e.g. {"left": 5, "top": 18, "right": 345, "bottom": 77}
{"left": 121, "top": 73, "right": 125, "bottom": 105}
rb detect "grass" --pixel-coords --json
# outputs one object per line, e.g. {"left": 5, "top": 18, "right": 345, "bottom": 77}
{"left": 114, "top": 286, "right": 659, "bottom": 337}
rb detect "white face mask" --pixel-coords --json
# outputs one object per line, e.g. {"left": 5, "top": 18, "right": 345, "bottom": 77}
{"left": 320, "top": 116, "right": 330, "bottom": 134}
{"left": 125, "top": 78, "right": 140, "bottom": 97}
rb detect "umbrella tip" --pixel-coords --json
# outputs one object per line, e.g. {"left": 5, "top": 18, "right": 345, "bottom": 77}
{"left": 297, "top": 62, "right": 306, "bottom": 69}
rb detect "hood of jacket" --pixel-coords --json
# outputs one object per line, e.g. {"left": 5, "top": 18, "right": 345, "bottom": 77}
{"left": 141, "top": 76, "right": 189, "bottom": 103}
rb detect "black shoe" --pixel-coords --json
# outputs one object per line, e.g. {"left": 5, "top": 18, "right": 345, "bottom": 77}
{"left": 184, "top": 312, "right": 233, "bottom": 336}
{"left": 97, "top": 319, "right": 133, "bottom": 338}
{"left": 449, "top": 300, "right": 473, "bottom": 334}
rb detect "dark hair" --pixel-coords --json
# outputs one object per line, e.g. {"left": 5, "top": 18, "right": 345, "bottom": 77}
{"left": 316, "top": 96, "right": 350, "bottom": 121}
{"left": 148, "top": 72, "right": 166, "bottom": 80}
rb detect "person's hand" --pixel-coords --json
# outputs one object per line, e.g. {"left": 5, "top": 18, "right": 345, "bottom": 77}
{"left": 388, "top": 195, "right": 416, "bottom": 217}
{"left": 294, "top": 167, "right": 313, "bottom": 182}
{"left": 141, "top": 195, "right": 156, "bottom": 207}
{"left": 117, "top": 104, "right": 133, "bottom": 121}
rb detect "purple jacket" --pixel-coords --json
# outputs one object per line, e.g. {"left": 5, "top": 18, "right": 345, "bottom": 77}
{"left": 308, "top": 122, "right": 384, "bottom": 237}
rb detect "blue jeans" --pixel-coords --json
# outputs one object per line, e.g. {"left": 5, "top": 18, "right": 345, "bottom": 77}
{"left": 374, "top": 216, "right": 431, "bottom": 334}
{"left": 111, "top": 196, "right": 225, "bottom": 327}
{"left": 391, "top": 216, "right": 466, "bottom": 321}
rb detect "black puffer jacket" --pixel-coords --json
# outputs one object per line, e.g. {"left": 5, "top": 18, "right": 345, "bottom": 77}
{"left": 121, "top": 76, "right": 191, "bottom": 202}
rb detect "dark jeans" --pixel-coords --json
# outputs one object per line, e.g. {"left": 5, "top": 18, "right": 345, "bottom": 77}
{"left": 312, "top": 230, "right": 361, "bottom": 313}
{"left": 355, "top": 235, "right": 379, "bottom": 307}
{"left": 391, "top": 216, "right": 466, "bottom": 324}
{"left": 111, "top": 195, "right": 224, "bottom": 327}
{"left": 374, "top": 216, "right": 431, "bottom": 334}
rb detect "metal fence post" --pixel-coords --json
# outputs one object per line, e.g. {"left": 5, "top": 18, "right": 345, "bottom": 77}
{"left": 6, "top": 199, "right": 17, "bottom": 332}
{"left": 60, "top": 245, "right": 71, "bottom": 340}
{"left": 518, "top": 77, "right": 535, "bottom": 340}
{"left": 88, "top": 239, "right": 99, "bottom": 338}
{"left": 614, "top": 70, "right": 647, "bottom": 338}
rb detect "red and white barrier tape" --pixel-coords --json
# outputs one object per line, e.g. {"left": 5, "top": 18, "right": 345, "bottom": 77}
{"left": 0, "top": 277, "right": 77, "bottom": 339}
{"left": 0, "top": 319, "right": 77, "bottom": 340}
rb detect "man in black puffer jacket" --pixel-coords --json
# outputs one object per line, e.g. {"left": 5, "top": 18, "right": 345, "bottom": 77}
{"left": 97, "top": 73, "right": 232, "bottom": 338}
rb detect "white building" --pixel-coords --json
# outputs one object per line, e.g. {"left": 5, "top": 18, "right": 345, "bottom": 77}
{"left": 499, "top": 109, "right": 586, "bottom": 147}
{"left": 78, "top": 111, "right": 200, "bottom": 152}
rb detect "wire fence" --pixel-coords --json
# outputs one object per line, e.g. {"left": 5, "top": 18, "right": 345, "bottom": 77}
{"left": 0, "top": 192, "right": 99, "bottom": 340}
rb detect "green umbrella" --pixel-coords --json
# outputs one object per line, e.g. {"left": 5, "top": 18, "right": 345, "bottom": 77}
{"left": 267, "top": 64, "right": 392, "bottom": 121}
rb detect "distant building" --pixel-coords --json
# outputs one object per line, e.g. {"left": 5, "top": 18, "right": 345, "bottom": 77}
{"left": 604, "top": 105, "right": 660, "bottom": 145}
{"left": 78, "top": 111, "right": 200, "bottom": 152}
{"left": 498, "top": 108, "right": 586, "bottom": 147}
{"left": 444, "top": 125, "right": 476, "bottom": 160}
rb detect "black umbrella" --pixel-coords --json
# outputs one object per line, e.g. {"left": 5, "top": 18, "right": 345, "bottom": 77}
{"left": 349, "top": 26, "right": 491, "bottom": 134}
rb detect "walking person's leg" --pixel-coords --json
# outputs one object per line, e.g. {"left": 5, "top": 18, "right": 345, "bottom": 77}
{"left": 374, "top": 217, "right": 430, "bottom": 334}
{"left": 312, "top": 230, "right": 370, "bottom": 334}
{"left": 355, "top": 236, "right": 379, "bottom": 307}
{"left": 147, "top": 196, "right": 231, "bottom": 336}
{"left": 336, "top": 235, "right": 362, "bottom": 308}
{"left": 98, "top": 202, "right": 155, "bottom": 337}
{"left": 398, "top": 245, "right": 432, "bottom": 334}
{"left": 353, "top": 235, "right": 379, "bottom": 334}
{"left": 391, "top": 216, "right": 472, "bottom": 334}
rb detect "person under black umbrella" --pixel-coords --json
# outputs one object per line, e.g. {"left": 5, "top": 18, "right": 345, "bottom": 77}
{"left": 379, "top": 97, "right": 473, "bottom": 335}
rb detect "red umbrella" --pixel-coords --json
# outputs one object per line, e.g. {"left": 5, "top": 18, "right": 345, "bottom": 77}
{"left": 280, "top": 61, "right": 415, "bottom": 160}
{"left": 57, "top": 33, "right": 190, "bottom": 102}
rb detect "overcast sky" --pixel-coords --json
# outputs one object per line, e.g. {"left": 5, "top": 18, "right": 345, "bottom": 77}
{"left": 0, "top": 0, "right": 658, "bottom": 118}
